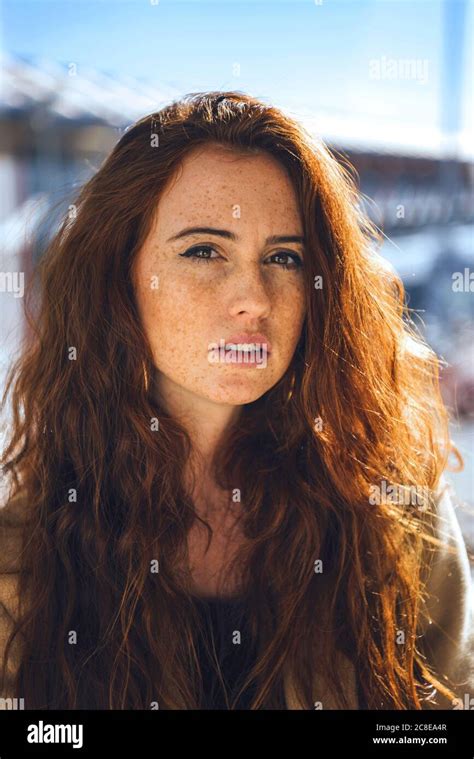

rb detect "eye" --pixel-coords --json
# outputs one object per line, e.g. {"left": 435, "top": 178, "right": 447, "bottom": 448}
{"left": 178, "top": 245, "right": 303, "bottom": 270}
{"left": 179, "top": 245, "right": 220, "bottom": 263}
{"left": 265, "top": 251, "right": 303, "bottom": 270}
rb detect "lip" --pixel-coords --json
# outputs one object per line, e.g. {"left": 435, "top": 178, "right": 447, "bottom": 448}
{"left": 223, "top": 333, "right": 272, "bottom": 353}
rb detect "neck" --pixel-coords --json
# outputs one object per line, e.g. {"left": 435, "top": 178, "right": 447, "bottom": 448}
{"left": 153, "top": 369, "right": 242, "bottom": 507}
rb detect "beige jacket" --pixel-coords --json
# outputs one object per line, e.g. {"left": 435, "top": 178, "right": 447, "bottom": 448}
{"left": 0, "top": 477, "right": 473, "bottom": 709}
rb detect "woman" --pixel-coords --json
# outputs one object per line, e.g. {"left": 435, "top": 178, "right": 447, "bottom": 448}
{"left": 0, "top": 91, "right": 472, "bottom": 710}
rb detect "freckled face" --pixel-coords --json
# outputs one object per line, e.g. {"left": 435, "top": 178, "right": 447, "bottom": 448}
{"left": 132, "top": 142, "right": 307, "bottom": 406}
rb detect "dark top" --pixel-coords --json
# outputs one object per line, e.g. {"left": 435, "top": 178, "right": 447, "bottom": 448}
{"left": 193, "top": 595, "right": 259, "bottom": 709}
{"left": 194, "top": 595, "right": 368, "bottom": 710}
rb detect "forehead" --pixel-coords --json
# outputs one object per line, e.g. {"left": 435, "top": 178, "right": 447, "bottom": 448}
{"left": 154, "top": 143, "right": 302, "bottom": 228}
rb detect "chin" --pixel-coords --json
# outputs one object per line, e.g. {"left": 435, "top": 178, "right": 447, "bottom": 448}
{"left": 204, "top": 378, "right": 274, "bottom": 406}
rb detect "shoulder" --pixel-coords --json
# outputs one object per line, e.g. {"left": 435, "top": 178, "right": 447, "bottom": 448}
{"left": 418, "top": 475, "right": 474, "bottom": 708}
{"left": 0, "top": 490, "right": 32, "bottom": 572}
{"left": 0, "top": 488, "right": 34, "bottom": 621}
{"left": 0, "top": 488, "right": 31, "bottom": 621}
{"left": 0, "top": 490, "right": 31, "bottom": 698}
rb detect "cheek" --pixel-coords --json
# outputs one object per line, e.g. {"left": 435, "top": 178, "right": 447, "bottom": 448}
{"left": 277, "top": 286, "right": 306, "bottom": 338}
{"left": 137, "top": 275, "right": 215, "bottom": 356}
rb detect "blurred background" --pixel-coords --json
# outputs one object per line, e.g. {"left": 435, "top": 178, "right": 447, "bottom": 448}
{"left": 0, "top": 0, "right": 472, "bottom": 554}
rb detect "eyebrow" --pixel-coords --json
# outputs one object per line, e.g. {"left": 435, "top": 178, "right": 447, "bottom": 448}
{"left": 166, "top": 226, "right": 305, "bottom": 246}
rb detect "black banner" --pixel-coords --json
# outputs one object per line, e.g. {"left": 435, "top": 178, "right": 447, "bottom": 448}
{"left": 0, "top": 708, "right": 472, "bottom": 758}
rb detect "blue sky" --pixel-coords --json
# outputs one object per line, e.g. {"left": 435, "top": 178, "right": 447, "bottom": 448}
{"left": 1, "top": 0, "right": 473, "bottom": 155}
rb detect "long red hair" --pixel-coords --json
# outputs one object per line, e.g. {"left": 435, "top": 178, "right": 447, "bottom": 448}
{"left": 1, "top": 91, "right": 464, "bottom": 708}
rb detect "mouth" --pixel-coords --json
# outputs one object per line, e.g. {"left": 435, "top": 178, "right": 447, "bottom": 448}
{"left": 207, "top": 337, "right": 271, "bottom": 368}
{"left": 222, "top": 334, "right": 272, "bottom": 354}
{"left": 224, "top": 342, "right": 270, "bottom": 353}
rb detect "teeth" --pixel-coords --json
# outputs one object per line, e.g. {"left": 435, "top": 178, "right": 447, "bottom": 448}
{"left": 226, "top": 343, "right": 263, "bottom": 351}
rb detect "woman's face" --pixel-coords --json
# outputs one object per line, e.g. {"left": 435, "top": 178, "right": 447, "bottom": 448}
{"left": 132, "top": 142, "right": 306, "bottom": 407}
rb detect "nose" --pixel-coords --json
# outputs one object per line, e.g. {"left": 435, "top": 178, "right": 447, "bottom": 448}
{"left": 226, "top": 263, "right": 272, "bottom": 320}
